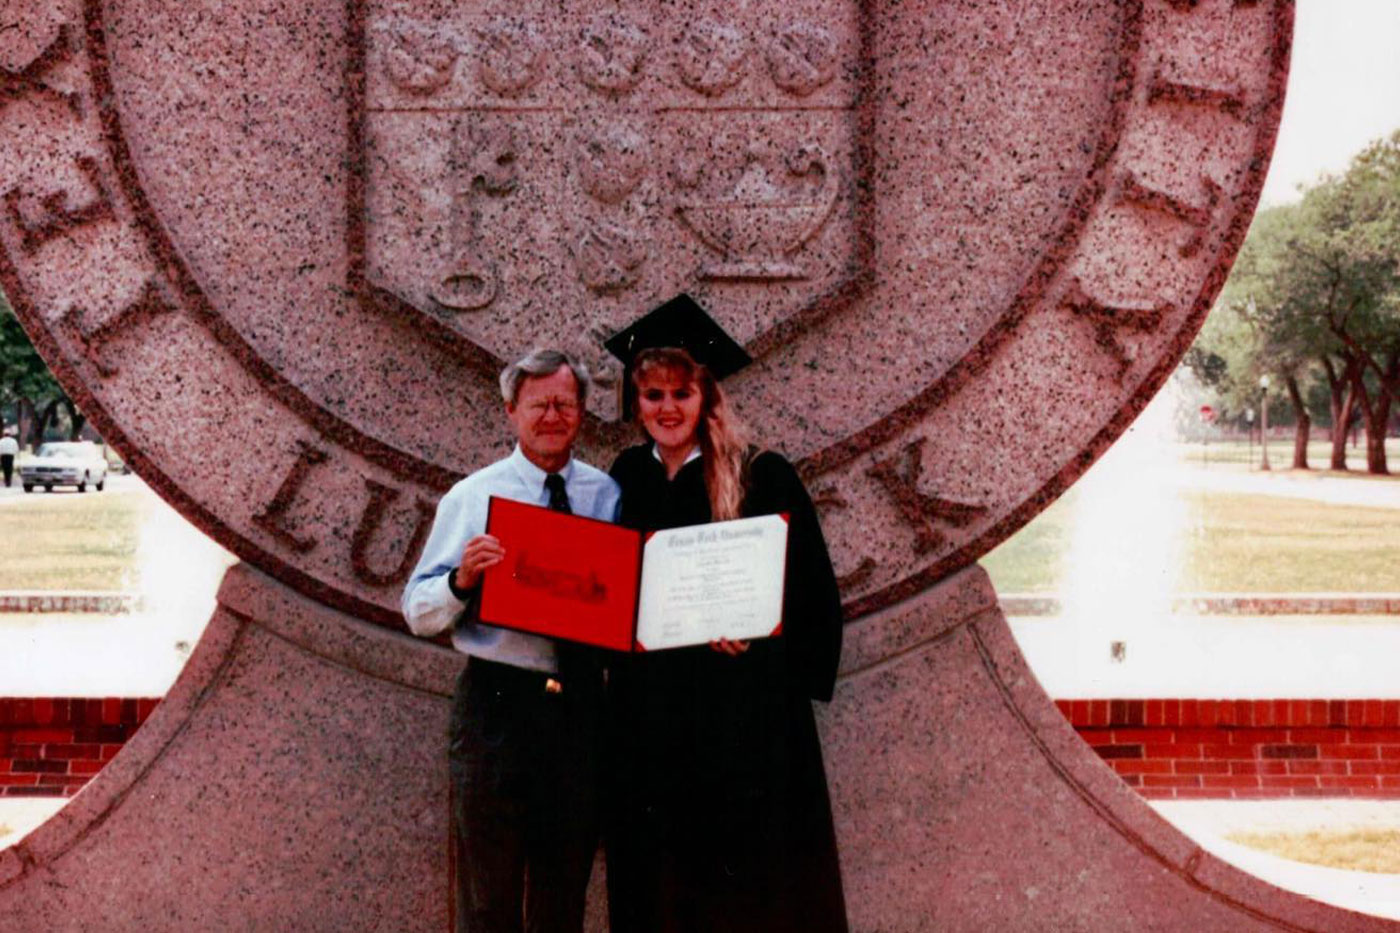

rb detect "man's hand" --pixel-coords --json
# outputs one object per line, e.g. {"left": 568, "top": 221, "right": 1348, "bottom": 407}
{"left": 455, "top": 534, "right": 505, "bottom": 592}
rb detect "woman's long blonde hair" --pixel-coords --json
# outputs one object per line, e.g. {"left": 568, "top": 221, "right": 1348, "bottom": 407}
{"left": 631, "top": 347, "right": 751, "bottom": 521}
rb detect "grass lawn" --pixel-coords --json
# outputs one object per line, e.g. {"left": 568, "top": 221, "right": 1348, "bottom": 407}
{"left": 0, "top": 488, "right": 148, "bottom": 590}
{"left": 1180, "top": 492, "right": 1400, "bottom": 592}
{"left": 985, "top": 486, "right": 1400, "bottom": 593}
{"left": 978, "top": 491, "right": 1075, "bottom": 593}
{"left": 1228, "top": 829, "right": 1400, "bottom": 874}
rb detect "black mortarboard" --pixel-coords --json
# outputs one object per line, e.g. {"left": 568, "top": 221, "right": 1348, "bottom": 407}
{"left": 602, "top": 293, "right": 752, "bottom": 380}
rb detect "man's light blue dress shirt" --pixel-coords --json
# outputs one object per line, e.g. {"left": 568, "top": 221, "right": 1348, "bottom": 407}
{"left": 401, "top": 445, "right": 622, "bottom": 673}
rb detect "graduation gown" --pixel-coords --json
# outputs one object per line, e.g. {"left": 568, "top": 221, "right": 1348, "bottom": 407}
{"left": 606, "top": 445, "right": 848, "bottom": 933}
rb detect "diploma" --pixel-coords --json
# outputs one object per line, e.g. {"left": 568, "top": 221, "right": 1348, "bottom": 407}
{"left": 476, "top": 498, "right": 788, "bottom": 652}
{"left": 634, "top": 515, "right": 788, "bottom": 651}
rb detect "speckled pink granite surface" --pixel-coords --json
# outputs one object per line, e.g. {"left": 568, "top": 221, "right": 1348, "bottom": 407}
{"left": 1, "top": 1, "right": 1377, "bottom": 930}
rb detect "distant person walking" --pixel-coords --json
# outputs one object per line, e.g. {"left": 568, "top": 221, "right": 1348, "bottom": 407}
{"left": 0, "top": 430, "right": 17, "bottom": 488}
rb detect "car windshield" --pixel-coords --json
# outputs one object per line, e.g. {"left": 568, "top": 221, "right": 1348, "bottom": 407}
{"left": 36, "top": 443, "right": 87, "bottom": 459}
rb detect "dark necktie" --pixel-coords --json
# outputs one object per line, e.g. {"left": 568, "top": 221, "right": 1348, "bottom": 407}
{"left": 544, "top": 472, "right": 596, "bottom": 693}
{"left": 544, "top": 473, "right": 572, "bottom": 514}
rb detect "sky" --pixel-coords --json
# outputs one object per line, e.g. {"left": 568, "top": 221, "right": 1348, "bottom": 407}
{"left": 1258, "top": 0, "right": 1400, "bottom": 206}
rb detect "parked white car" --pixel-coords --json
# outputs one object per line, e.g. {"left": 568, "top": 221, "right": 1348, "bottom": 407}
{"left": 19, "top": 442, "right": 109, "bottom": 493}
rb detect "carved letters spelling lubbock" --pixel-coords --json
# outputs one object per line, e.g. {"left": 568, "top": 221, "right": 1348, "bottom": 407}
{"left": 0, "top": 1, "right": 1289, "bottom": 629}
{"left": 363, "top": 7, "right": 859, "bottom": 395}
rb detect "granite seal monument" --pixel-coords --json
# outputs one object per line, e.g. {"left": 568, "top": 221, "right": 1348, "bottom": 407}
{"left": 5, "top": 0, "right": 1392, "bottom": 930}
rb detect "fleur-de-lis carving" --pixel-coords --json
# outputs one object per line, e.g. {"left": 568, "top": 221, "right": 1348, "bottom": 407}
{"left": 577, "top": 15, "right": 650, "bottom": 94}
{"left": 577, "top": 125, "right": 648, "bottom": 204}
{"left": 575, "top": 220, "right": 646, "bottom": 293}
{"left": 384, "top": 24, "right": 458, "bottom": 95}
{"left": 766, "top": 22, "right": 838, "bottom": 97}
{"left": 676, "top": 21, "right": 748, "bottom": 97}
{"left": 477, "top": 19, "right": 544, "bottom": 96}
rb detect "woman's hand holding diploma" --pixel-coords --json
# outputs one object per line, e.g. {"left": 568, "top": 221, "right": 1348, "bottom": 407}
{"left": 709, "top": 638, "right": 750, "bottom": 657}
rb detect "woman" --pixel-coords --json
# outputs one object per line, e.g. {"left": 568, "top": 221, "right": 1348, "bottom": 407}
{"left": 606, "top": 347, "right": 848, "bottom": 933}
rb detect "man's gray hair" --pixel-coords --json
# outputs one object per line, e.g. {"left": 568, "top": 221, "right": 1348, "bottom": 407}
{"left": 499, "top": 349, "right": 591, "bottom": 407}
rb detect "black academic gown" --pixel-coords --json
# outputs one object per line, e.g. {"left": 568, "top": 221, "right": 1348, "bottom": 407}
{"left": 606, "top": 445, "right": 848, "bottom": 933}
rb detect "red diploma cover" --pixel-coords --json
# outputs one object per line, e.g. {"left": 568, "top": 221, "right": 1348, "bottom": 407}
{"left": 477, "top": 497, "right": 789, "bottom": 652}
{"left": 477, "top": 497, "right": 642, "bottom": 652}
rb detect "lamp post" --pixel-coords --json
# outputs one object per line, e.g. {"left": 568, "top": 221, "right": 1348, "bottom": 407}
{"left": 1246, "top": 407, "right": 1255, "bottom": 466}
{"left": 1259, "top": 374, "right": 1271, "bottom": 471}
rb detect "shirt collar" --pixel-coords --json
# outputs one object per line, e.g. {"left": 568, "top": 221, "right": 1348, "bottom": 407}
{"left": 510, "top": 444, "right": 574, "bottom": 494}
{"left": 651, "top": 444, "right": 702, "bottom": 466}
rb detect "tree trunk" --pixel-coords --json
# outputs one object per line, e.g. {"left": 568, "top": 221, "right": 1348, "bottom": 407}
{"left": 14, "top": 397, "right": 30, "bottom": 451}
{"left": 59, "top": 397, "right": 85, "bottom": 440}
{"left": 1346, "top": 359, "right": 1391, "bottom": 476}
{"left": 1323, "top": 357, "right": 1349, "bottom": 470}
{"left": 1285, "top": 374, "right": 1310, "bottom": 470}
{"left": 1332, "top": 383, "right": 1355, "bottom": 470}
{"left": 30, "top": 398, "right": 59, "bottom": 449}
{"left": 1365, "top": 383, "right": 1393, "bottom": 475}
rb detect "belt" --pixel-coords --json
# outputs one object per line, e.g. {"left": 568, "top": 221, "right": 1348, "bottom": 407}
{"left": 468, "top": 657, "right": 564, "bottom": 695}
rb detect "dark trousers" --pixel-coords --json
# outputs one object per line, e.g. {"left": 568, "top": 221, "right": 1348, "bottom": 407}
{"left": 1, "top": 455, "right": 11, "bottom": 487}
{"left": 450, "top": 658, "right": 602, "bottom": 933}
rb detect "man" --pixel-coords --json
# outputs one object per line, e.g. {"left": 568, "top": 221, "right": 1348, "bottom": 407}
{"left": 403, "top": 349, "right": 620, "bottom": 933}
{"left": 0, "top": 429, "right": 17, "bottom": 488}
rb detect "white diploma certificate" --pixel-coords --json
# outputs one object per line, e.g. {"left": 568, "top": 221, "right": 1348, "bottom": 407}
{"left": 633, "top": 513, "right": 789, "bottom": 652}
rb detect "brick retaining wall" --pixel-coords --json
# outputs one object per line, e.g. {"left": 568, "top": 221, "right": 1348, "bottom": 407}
{"left": 5, "top": 696, "right": 1398, "bottom": 801}
{"left": 1000, "top": 594, "right": 1400, "bottom": 616}
{"left": 0, "top": 593, "right": 140, "bottom": 613}
{"left": 0, "top": 698, "right": 159, "bottom": 797}
{"left": 1060, "top": 699, "right": 1400, "bottom": 799}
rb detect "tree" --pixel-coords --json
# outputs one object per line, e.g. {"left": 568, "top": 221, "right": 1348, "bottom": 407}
{"left": 0, "top": 291, "right": 75, "bottom": 448}
{"left": 1291, "top": 132, "right": 1400, "bottom": 473}
{"left": 1195, "top": 131, "right": 1400, "bottom": 474}
{"left": 1196, "top": 205, "right": 1327, "bottom": 469}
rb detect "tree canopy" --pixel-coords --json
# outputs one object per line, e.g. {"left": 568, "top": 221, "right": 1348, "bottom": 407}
{"left": 0, "top": 291, "right": 82, "bottom": 446}
{"left": 1189, "top": 130, "right": 1400, "bottom": 473}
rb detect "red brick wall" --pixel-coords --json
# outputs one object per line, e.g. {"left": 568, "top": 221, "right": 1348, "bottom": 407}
{"left": 0, "top": 698, "right": 159, "bottom": 797}
{"left": 1060, "top": 699, "right": 1400, "bottom": 799}
{"left": 6, "top": 695, "right": 1398, "bottom": 801}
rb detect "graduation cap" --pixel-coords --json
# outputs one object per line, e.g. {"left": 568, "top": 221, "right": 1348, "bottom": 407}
{"left": 603, "top": 294, "right": 751, "bottom": 378}
{"left": 603, "top": 293, "right": 752, "bottom": 417}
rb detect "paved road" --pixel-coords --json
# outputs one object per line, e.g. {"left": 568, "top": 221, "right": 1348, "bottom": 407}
{"left": 0, "top": 472, "right": 145, "bottom": 503}
{"left": 1175, "top": 465, "right": 1400, "bottom": 509}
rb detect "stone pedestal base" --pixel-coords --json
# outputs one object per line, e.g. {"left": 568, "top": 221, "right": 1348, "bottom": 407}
{"left": 0, "top": 564, "right": 1392, "bottom": 931}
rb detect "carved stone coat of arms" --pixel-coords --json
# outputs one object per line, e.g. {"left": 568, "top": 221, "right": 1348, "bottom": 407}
{"left": 361, "top": 3, "right": 866, "bottom": 417}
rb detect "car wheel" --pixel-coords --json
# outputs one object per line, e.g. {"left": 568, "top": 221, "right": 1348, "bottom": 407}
{"left": 96, "top": 477, "right": 105, "bottom": 491}
{"left": 78, "top": 474, "right": 87, "bottom": 493}
{"left": 22, "top": 484, "right": 32, "bottom": 493}
{"left": 44, "top": 484, "right": 52, "bottom": 492}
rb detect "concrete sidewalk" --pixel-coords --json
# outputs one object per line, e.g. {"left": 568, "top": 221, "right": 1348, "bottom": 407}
{"left": 0, "top": 799, "right": 65, "bottom": 851}
{"left": 0, "top": 476, "right": 234, "bottom": 696}
{"left": 1011, "top": 613, "right": 1400, "bottom": 699}
{"left": 0, "top": 611, "right": 205, "bottom": 696}
{"left": 1155, "top": 800, "right": 1400, "bottom": 921}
